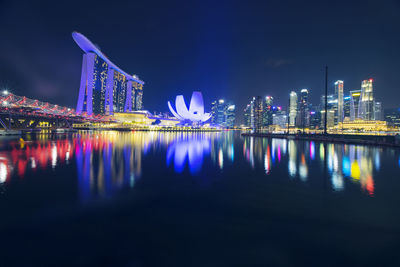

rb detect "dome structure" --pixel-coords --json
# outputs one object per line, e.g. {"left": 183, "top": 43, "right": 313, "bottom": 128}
{"left": 168, "top": 91, "right": 211, "bottom": 123}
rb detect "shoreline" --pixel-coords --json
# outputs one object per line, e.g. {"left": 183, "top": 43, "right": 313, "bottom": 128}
{"left": 241, "top": 132, "right": 400, "bottom": 147}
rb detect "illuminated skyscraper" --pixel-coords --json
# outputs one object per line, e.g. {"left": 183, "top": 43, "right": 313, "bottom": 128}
{"left": 272, "top": 110, "right": 287, "bottom": 129}
{"left": 211, "top": 99, "right": 226, "bottom": 125}
{"left": 289, "top": 91, "right": 297, "bottom": 126}
{"left": 374, "top": 102, "right": 382, "bottom": 121}
{"left": 359, "top": 79, "right": 374, "bottom": 120}
{"left": 350, "top": 90, "right": 361, "bottom": 121}
{"left": 225, "top": 104, "right": 236, "bottom": 128}
{"left": 298, "top": 89, "right": 309, "bottom": 128}
{"left": 335, "top": 80, "right": 344, "bottom": 123}
{"left": 320, "top": 110, "right": 335, "bottom": 128}
{"left": 244, "top": 103, "right": 251, "bottom": 127}
{"left": 73, "top": 32, "right": 144, "bottom": 115}
{"left": 250, "top": 96, "right": 263, "bottom": 132}
{"left": 309, "top": 107, "right": 321, "bottom": 129}
{"left": 384, "top": 108, "right": 400, "bottom": 127}
{"left": 211, "top": 99, "right": 235, "bottom": 128}
{"left": 343, "top": 95, "right": 351, "bottom": 120}
{"left": 263, "top": 96, "right": 273, "bottom": 126}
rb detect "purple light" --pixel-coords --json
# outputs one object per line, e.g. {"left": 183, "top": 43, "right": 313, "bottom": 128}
{"left": 168, "top": 92, "right": 211, "bottom": 122}
{"left": 72, "top": 32, "right": 143, "bottom": 84}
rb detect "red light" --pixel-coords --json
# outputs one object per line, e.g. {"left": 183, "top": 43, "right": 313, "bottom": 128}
{"left": 369, "top": 78, "right": 373, "bottom": 82}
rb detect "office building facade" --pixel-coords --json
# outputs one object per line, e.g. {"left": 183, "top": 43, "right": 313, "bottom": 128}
{"left": 211, "top": 99, "right": 236, "bottom": 128}
{"left": 289, "top": 91, "right": 298, "bottom": 126}
{"left": 335, "top": 80, "right": 344, "bottom": 123}
{"left": 384, "top": 108, "right": 400, "bottom": 127}
{"left": 298, "top": 89, "right": 309, "bottom": 128}
{"left": 350, "top": 90, "right": 361, "bottom": 121}
{"left": 374, "top": 102, "right": 382, "bottom": 121}
{"left": 263, "top": 96, "right": 274, "bottom": 127}
{"left": 250, "top": 96, "right": 263, "bottom": 132}
{"left": 359, "top": 79, "right": 374, "bottom": 120}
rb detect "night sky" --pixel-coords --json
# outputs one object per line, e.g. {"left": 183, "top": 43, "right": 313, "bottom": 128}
{"left": 1, "top": 0, "right": 399, "bottom": 121}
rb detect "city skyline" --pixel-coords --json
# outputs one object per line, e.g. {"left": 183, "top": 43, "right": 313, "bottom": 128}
{"left": 2, "top": 1, "right": 400, "bottom": 265}
{"left": 1, "top": 0, "right": 400, "bottom": 117}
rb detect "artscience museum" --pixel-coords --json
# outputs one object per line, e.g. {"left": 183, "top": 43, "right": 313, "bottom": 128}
{"left": 168, "top": 91, "right": 211, "bottom": 125}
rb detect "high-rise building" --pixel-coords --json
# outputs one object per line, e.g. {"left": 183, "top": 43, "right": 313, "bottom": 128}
{"left": 343, "top": 95, "right": 351, "bottom": 120}
{"left": 320, "top": 94, "right": 337, "bottom": 126}
{"left": 263, "top": 96, "right": 273, "bottom": 126}
{"left": 374, "top": 102, "right": 382, "bottom": 121}
{"left": 335, "top": 80, "right": 344, "bottom": 123}
{"left": 272, "top": 110, "right": 287, "bottom": 129}
{"left": 250, "top": 96, "right": 263, "bottom": 132}
{"left": 289, "top": 91, "right": 298, "bottom": 126}
{"left": 350, "top": 90, "right": 361, "bottom": 121}
{"left": 225, "top": 105, "right": 236, "bottom": 128}
{"left": 309, "top": 108, "right": 321, "bottom": 129}
{"left": 321, "top": 110, "right": 335, "bottom": 129}
{"left": 211, "top": 99, "right": 226, "bottom": 125}
{"left": 298, "top": 89, "right": 309, "bottom": 128}
{"left": 73, "top": 32, "right": 144, "bottom": 115}
{"left": 384, "top": 108, "right": 400, "bottom": 127}
{"left": 359, "top": 79, "right": 374, "bottom": 120}
{"left": 244, "top": 104, "right": 251, "bottom": 127}
{"left": 211, "top": 99, "right": 235, "bottom": 128}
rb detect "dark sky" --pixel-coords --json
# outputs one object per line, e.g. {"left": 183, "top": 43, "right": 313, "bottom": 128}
{"left": 1, "top": 0, "right": 399, "bottom": 121}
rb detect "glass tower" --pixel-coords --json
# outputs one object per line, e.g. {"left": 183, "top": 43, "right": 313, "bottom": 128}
{"left": 359, "top": 79, "right": 374, "bottom": 120}
{"left": 289, "top": 91, "right": 298, "bottom": 126}
{"left": 335, "top": 80, "right": 344, "bottom": 123}
{"left": 350, "top": 90, "right": 361, "bottom": 121}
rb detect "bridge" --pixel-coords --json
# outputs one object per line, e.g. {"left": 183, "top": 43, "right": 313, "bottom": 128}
{"left": 0, "top": 91, "right": 114, "bottom": 132}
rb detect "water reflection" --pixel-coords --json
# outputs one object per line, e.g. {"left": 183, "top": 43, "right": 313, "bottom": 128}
{"left": 0, "top": 132, "right": 399, "bottom": 201}
{"left": 167, "top": 133, "right": 211, "bottom": 174}
{"left": 75, "top": 133, "right": 144, "bottom": 201}
{"left": 242, "top": 137, "right": 384, "bottom": 197}
{"left": 0, "top": 138, "right": 73, "bottom": 183}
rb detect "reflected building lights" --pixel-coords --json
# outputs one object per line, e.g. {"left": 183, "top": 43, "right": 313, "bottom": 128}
{"left": 218, "top": 149, "right": 224, "bottom": 170}
{"left": 319, "top": 143, "right": 324, "bottom": 161}
{"left": 374, "top": 151, "right": 380, "bottom": 171}
{"left": 0, "top": 162, "right": 7, "bottom": 183}
{"left": 342, "top": 156, "right": 351, "bottom": 177}
{"left": 264, "top": 145, "right": 271, "bottom": 174}
{"left": 299, "top": 154, "right": 308, "bottom": 181}
{"left": 277, "top": 145, "right": 281, "bottom": 162}
{"left": 167, "top": 134, "right": 211, "bottom": 174}
{"left": 331, "top": 172, "right": 344, "bottom": 191}
{"left": 51, "top": 144, "right": 57, "bottom": 168}
{"left": 288, "top": 140, "right": 297, "bottom": 178}
{"left": 309, "top": 142, "right": 315, "bottom": 160}
{"left": 0, "top": 131, "right": 390, "bottom": 199}
{"left": 351, "top": 160, "right": 361, "bottom": 180}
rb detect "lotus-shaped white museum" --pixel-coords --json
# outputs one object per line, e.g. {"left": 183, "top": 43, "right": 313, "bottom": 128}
{"left": 168, "top": 91, "right": 211, "bottom": 123}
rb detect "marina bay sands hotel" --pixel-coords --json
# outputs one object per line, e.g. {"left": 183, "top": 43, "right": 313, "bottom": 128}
{"left": 72, "top": 32, "right": 144, "bottom": 115}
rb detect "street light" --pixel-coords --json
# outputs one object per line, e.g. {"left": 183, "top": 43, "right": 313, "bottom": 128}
{"left": 2, "top": 90, "right": 9, "bottom": 95}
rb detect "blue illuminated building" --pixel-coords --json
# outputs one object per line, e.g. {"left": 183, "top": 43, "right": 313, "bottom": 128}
{"left": 73, "top": 32, "right": 144, "bottom": 115}
{"left": 168, "top": 91, "right": 211, "bottom": 124}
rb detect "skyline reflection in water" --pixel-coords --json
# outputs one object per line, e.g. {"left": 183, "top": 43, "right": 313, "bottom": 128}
{"left": 0, "top": 132, "right": 399, "bottom": 201}
{"left": 242, "top": 137, "right": 399, "bottom": 197}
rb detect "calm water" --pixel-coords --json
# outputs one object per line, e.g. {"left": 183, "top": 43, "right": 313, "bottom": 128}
{"left": 1, "top": 131, "right": 400, "bottom": 266}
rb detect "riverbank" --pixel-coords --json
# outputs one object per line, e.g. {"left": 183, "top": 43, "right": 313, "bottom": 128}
{"left": 73, "top": 127, "right": 222, "bottom": 132}
{"left": 241, "top": 132, "right": 400, "bottom": 147}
